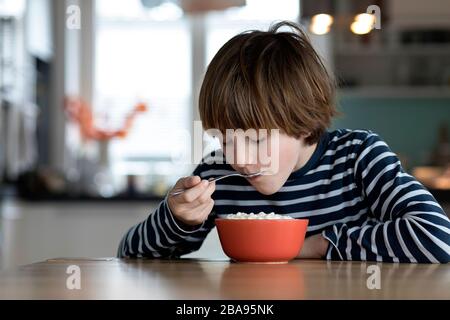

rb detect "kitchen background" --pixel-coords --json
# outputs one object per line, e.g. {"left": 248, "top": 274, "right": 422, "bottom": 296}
{"left": 0, "top": 0, "right": 449, "bottom": 268}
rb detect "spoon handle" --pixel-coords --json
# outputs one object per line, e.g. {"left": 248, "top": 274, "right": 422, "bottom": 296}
{"left": 170, "top": 173, "right": 245, "bottom": 196}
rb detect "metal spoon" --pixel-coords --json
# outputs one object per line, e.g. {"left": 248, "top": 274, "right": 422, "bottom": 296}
{"left": 169, "top": 171, "right": 265, "bottom": 197}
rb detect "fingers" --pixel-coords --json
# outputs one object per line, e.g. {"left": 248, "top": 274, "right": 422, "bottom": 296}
{"left": 203, "top": 199, "right": 215, "bottom": 216}
{"left": 180, "top": 179, "right": 210, "bottom": 203}
{"left": 171, "top": 175, "right": 201, "bottom": 192}
{"left": 167, "top": 175, "right": 215, "bottom": 227}
{"left": 183, "top": 181, "right": 215, "bottom": 208}
{"left": 181, "top": 176, "right": 201, "bottom": 189}
{"left": 197, "top": 181, "right": 215, "bottom": 204}
{"left": 176, "top": 198, "right": 214, "bottom": 226}
{"left": 193, "top": 199, "right": 215, "bottom": 222}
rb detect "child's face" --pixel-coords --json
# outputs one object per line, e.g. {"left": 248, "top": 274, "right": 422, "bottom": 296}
{"left": 223, "top": 133, "right": 317, "bottom": 195}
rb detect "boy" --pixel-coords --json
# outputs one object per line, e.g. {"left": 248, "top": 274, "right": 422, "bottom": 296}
{"left": 118, "top": 21, "right": 450, "bottom": 263}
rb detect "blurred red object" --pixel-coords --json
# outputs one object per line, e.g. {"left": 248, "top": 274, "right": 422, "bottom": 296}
{"left": 64, "top": 97, "right": 148, "bottom": 141}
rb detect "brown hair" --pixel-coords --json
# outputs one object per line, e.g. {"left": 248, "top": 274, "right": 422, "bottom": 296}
{"left": 199, "top": 21, "right": 338, "bottom": 145}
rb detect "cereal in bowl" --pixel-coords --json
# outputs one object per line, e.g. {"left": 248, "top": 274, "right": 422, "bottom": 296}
{"left": 226, "top": 212, "right": 293, "bottom": 220}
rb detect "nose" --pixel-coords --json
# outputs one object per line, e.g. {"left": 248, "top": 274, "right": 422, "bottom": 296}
{"left": 234, "top": 142, "right": 259, "bottom": 171}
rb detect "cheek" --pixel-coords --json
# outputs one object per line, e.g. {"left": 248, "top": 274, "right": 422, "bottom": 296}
{"left": 276, "top": 139, "right": 298, "bottom": 171}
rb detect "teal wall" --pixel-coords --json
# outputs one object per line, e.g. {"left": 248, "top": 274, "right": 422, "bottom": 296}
{"left": 331, "top": 96, "right": 450, "bottom": 171}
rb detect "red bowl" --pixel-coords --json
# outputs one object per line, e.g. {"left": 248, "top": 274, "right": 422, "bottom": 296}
{"left": 215, "top": 218, "right": 309, "bottom": 263}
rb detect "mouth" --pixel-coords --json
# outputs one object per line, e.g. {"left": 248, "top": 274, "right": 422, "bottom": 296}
{"left": 242, "top": 170, "right": 273, "bottom": 182}
{"left": 246, "top": 173, "right": 265, "bottom": 181}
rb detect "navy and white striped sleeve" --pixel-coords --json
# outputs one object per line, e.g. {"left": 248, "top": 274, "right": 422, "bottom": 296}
{"left": 117, "top": 165, "right": 216, "bottom": 259}
{"left": 323, "top": 131, "right": 450, "bottom": 263}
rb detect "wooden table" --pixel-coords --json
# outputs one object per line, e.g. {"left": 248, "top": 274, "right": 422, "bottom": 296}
{"left": 0, "top": 258, "right": 449, "bottom": 299}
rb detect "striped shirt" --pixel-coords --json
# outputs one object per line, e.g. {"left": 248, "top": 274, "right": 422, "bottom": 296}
{"left": 118, "top": 129, "right": 450, "bottom": 263}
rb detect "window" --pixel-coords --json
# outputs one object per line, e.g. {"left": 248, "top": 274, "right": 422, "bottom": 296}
{"left": 95, "top": 0, "right": 191, "bottom": 190}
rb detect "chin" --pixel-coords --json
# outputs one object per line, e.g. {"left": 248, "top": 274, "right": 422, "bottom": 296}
{"left": 252, "top": 179, "right": 284, "bottom": 195}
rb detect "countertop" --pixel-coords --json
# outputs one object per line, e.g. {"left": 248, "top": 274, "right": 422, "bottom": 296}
{"left": 0, "top": 258, "right": 449, "bottom": 299}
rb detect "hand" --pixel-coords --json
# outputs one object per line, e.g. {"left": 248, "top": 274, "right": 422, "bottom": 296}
{"left": 167, "top": 176, "right": 215, "bottom": 227}
{"left": 297, "top": 233, "right": 329, "bottom": 259}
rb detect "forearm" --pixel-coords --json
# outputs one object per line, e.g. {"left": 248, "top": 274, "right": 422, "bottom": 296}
{"left": 353, "top": 132, "right": 450, "bottom": 262}
{"left": 297, "top": 233, "right": 330, "bottom": 259}
{"left": 323, "top": 216, "right": 450, "bottom": 263}
{"left": 118, "top": 198, "right": 209, "bottom": 258}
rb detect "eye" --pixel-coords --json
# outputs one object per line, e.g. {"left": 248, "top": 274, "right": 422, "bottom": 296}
{"left": 254, "top": 137, "right": 266, "bottom": 144}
